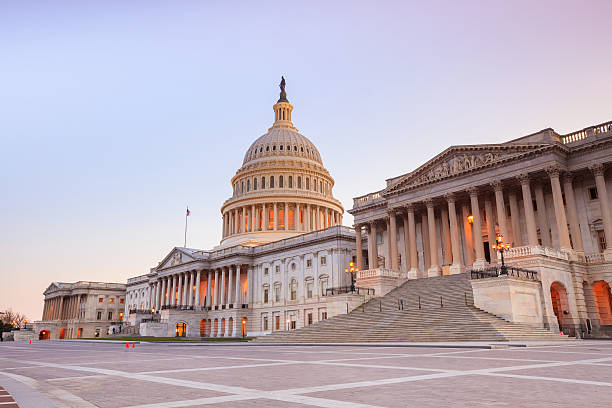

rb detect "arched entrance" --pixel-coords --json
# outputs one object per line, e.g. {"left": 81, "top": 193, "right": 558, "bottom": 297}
{"left": 39, "top": 330, "right": 50, "bottom": 340}
{"left": 213, "top": 318, "right": 218, "bottom": 337}
{"left": 200, "top": 319, "right": 207, "bottom": 337}
{"left": 77, "top": 328, "right": 83, "bottom": 338}
{"left": 241, "top": 317, "right": 247, "bottom": 337}
{"left": 228, "top": 317, "right": 234, "bottom": 337}
{"left": 551, "top": 282, "right": 570, "bottom": 333}
{"left": 220, "top": 318, "right": 226, "bottom": 337}
{"left": 593, "top": 281, "right": 612, "bottom": 325}
{"left": 59, "top": 328, "right": 65, "bottom": 339}
{"left": 175, "top": 322, "right": 186, "bottom": 337}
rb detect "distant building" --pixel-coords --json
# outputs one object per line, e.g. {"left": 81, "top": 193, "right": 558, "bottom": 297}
{"left": 36, "top": 281, "right": 126, "bottom": 339}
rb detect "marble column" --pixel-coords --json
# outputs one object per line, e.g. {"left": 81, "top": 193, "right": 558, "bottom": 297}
{"left": 389, "top": 210, "right": 399, "bottom": 270}
{"left": 187, "top": 271, "right": 193, "bottom": 307}
{"left": 214, "top": 269, "right": 219, "bottom": 307}
{"left": 177, "top": 273, "right": 183, "bottom": 307}
{"left": 355, "top": 224, "right": 363, "bottom": 270}
{"left": 426, "top": 200, "right": 441, "bottom": 276}
{"left": 534, "top": 182, "right": 552, "bottom": 247}
{"left": 402, "top": 212, "right": 411, "bottom": 274}
{"left": 508, "top": 191, "right": 522, "bottom": 246}
{"left": 406, "top": 205, "right": 418, "bottom": 278}
{"left": 247, "top": 266, "right": 254, "bottom": 303}
{"left": 463, "top": 203, "right": 475, "bottom": 266}
{"left": 446, "top": 194, "right": 464, "bottom": 274}
{"left": 195, "top": 269, "right": 201, "bottom": 308}
{"left": 518, "top": 174, "right": 539, "bottom": 246}
{"left": 240, "top": 207, "right": 245, "bottom": 233}
{"left": 324, "top": 208, "right": 329, "bottom": 229}
{"left": 161, "top": 278, "right": 167, "bottom": 307}
{"left": 283, "top": 202, "right": 288, "bottom": 230}
{"left": 547, "top": 167, "right": 572, "bottom": 251}
{"left": 235, "top": 266, "right": 242, "bottom": 306}
{"left": 368, "top": 222, "right": 378, "bottom": 269}
{"left": 440, "top": 206, "right": 452, "bottom": 266}
{"left": 421, "top": 212, "right": 431, "bottom": 272}
{"left": 182, "top": 273, "right": 188, "bottom": 307}
{"left": 296, "top": 203, "right": 300, "bottom": 231}
{"left": 250, "top": 205, "right": 255, "bottom": 232}
{"left": 562, "top": 174, "right": 584, "bottom": 252}
{"left": 220, "top": 267, "right": 227, "bottom": 306}
{"left": 491, "top": 181, "right": 509, "bottom": 243}
{"left": 484, "top": 197, "right": 497, "bottom": 264}
{"left": 469, "top": 188, "right": 487, "bottom": 268}
{"left": 170, "top": 274, "right": 176, "bottom": 306}
{"left": 228, "top": 266, "right": 235, "bottom": 306}
{"left": 591, "top": 164, "right": 612, "bottom": 258}
{"left": 206, "top": 271, "right": 212, "bottom": 308}
{"left": 273, "top": 203, "right": 278, "bottom": 230}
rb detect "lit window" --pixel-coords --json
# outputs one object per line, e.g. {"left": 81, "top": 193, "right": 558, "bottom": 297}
{"left": 120, "top": 299, "right": 124, "bottom": 304}
{"left": 99, "top": 297, "right": 104, "bottom": 303}
{"left": 109, "top": 298, "right": 114, "bottom": 303}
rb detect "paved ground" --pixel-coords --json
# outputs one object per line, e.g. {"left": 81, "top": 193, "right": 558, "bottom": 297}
{"left": 1, "top": 341, "right": 612, "bottom": 407}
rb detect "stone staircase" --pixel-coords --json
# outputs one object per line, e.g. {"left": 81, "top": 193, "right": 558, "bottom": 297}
{"left": 254, "top": 273, "right": 571, "bottom": 343}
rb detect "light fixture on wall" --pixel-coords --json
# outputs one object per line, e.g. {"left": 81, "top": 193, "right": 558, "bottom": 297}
{"left": 467, "top": 215, "right": 474, "bottom": 224}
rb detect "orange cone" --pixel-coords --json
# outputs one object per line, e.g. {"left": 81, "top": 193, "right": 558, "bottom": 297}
{"left": 125, "top": 342, "right": 129, "bottom": 349}
{"left": 29, "top": 340, "right": 32, "bottom": 344}
{"left": 132, "top": 343, "right": 135, "bottom": 348}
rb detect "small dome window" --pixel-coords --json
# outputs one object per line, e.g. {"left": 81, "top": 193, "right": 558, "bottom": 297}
{"left": 280, "top": 145, "right": 283, "bottom": 150}
{"left": 300, "top": 147, "right": 304, "bottom": 152}
{"left": 260, "top": 147, "right": 263, "bottom": 153}
{"left": 266, "top": 146, "right": 270, "bottom": 152}
{"left": 287, "top": 145, "right": 290, "bottom": 151}
{"left": 294, "top": 145, "right": 297, "bottom": 151}
{"left": 273, "top": 145, "right": 276, "bottom": 151}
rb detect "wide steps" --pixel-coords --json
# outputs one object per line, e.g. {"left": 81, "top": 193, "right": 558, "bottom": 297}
{"left": 254, "top": 273, "right": 570, "bottom": 343}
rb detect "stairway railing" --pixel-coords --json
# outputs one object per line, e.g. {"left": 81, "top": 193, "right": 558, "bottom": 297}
{"left": 470, "top": 266, "right": 538, "bottom": 280}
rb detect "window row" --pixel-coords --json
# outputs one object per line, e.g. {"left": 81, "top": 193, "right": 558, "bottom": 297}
{"left": 233, "top": 175, "right": 331, "bottom": 196}
{"left": 261, "top": 277, "right": 328, "bottom": 303}
{"left": 246, "top": 144, "right": 319, "bottom": 161}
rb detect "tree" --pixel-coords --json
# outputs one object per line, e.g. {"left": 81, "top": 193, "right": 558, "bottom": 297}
{"left": 0, "top": 309, "right": 29, "bottom": 330}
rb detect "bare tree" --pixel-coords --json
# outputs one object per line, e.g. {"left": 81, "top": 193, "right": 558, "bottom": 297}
{"left": 0, "top": 309, "right": 29, "bottom": 328}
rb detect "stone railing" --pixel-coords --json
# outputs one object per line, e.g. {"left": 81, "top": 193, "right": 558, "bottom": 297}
{"left": 353, "top": 191, "right": 384, "bottom": 207}
{"left": 585, "top": 253, "right": 606, "bottom": 264}
{"left": 561, "top": 120, "right": 612, "bottom": 144}
{"left": 356, "top": 268, "right": 400, "bottom": 279}
{"left": 503, "top": 245, "right": 569, "bottom": 261}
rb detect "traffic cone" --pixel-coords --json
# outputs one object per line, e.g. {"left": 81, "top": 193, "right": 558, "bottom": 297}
{"left": 125, "top": 342, "right": 129, "bottom": 349}
{"left": 29, "top": 340, "right": 32, "bottom": 345}
{"left": 132, "top": 343, "right": 135, "bottom": 348}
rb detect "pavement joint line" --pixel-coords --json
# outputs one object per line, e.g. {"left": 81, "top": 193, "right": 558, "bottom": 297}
{"left": 481, "top": 372, "right": 612, "bottom": 387}
{"left": 138, "top": 361, "right": 297, "bottom": 374}
{"left": 46, "top": 374, "right": 108, "bottom": 382}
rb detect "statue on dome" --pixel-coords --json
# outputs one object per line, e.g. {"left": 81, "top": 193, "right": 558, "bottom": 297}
{"left": 278, "top": 76, "right": 288, "bottom": 102}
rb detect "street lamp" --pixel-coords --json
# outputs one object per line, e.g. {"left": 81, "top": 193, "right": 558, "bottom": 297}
{"left": 344, "top": 261, "right": 359, "bottom": 293}
{"left": 491, "top": 234, "right": 511, "bottom": 275}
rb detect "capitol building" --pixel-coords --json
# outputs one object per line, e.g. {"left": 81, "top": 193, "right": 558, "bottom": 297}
{"left": 35, "top": 80, "right": 612, "bottom": 341}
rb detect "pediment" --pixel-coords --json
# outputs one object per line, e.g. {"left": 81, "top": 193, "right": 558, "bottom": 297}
{"left": 43, "top": 282, "right": 62, "bottom": 295}
{"left": 384, "top": 143, "right": 552, "bottom": 195}
{"left": 157, "top": 247, "right": 198, "bottom": 270}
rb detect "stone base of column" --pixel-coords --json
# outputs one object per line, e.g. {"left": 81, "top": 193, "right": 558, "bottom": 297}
{"left": 427, "top": 266, "right": 442, "bottom": 277}
{"left": 407, "top": 268, "right": 419, "bottom": 279}
{"left": 472, "top": 259, "right": 488, "bottom": 270}
{"left": 449, "top": 264, "right": 465, "bottom": 275}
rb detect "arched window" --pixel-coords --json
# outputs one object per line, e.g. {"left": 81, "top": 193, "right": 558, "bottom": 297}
{"left": 290, "top": 279, "right": 297, "bottom": 301}
{"left": 320, "top": 181, "right": 323, "bottom": 193}
{"left": 314, "top": 179, "right": 317, "bottom": 191}
{"left": 280, "top": 145, "right": 283, "bottom": 150}
{"left": 297, "top": 176, "right": 302, "bottom": 189}
{"left": 260, "top": 147, "right": 263, "bottom": 153}
{"left": 261, "top": 177, "right": 266, "bottom": 189}
{"left": 279, "top": 176, "right": 284, "bottom": 188}
{"left": 306, "top": 178, "right": 310, "bottom": 190}
{"left": 300, "top": 146, "right": 304, "bottom": 152}
{"left": 253, "top": 178, "right": 258, "bottom": 190}
{"left": 272, "top": 145, "right": 276, "bottom": 151}
{"left": 270, "top": 176, "right": 275, "bottom": 188}
{"left": 241, "top": 182, "right": 244, "bottom": 194}
{"left": 319, "top": 276, "right": 329, "bottom": 296}
{"left": 247, "top": 180, "right": 250, "bottom": 192}
{"left": 266, "top": 146, "right": 270, "bottom": 151}
{"left": 288, "top": 176, "right": 293, "bottom": 188}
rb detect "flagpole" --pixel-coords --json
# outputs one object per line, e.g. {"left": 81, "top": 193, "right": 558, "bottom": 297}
{"left": 184, "top": 207, "right": 188, "bottom": 248}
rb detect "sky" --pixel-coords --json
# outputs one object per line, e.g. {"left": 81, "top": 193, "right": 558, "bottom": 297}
{"left": 1, "top": 1, "right": 611, "bottom": 320}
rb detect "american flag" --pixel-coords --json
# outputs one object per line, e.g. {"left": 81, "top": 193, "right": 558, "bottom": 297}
{"left": 186, "top": 206, "right": 190, "bottom": 216}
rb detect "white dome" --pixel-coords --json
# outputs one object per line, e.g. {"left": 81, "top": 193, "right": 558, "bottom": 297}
{"left": 242, "top": 127, "right": 323, "bottom": 166}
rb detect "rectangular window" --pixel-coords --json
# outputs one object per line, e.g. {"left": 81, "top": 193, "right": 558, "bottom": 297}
{"left": 275, "top": 265, "right": 280, "bottom": 274}
{"left": 589, "top": 187, "right": 598, "bottom": 200}
{"left": 598, "top": 230, "right": 607, "bottom": 252}
{"left": 109, "top": 298, "right": 114, "bottom": 303}
{"left": 307, "top": 313, "right": 313, "bottom": 325}
{"left": 321, "top": 311, "right": 328, "bottom": 320}
{"left": 306, "top": 259, "right": 312, "bottom": 268}
{"left": 275, "top": 286, "right": 281, "bottom": 302}
{"left": 275, "top": 315, "right": 280, "bottom": 330}
{"left": 98, "top": 297, "right": 104, "bottom": 303}
{"left": 290, "top": 281, "right": 297, "bottom": 300}
{"left": 263, "top": 289, "right": 269, "bottom": 303}
{"left": 96, "top": 311, "right": 102, "bottom": 320}
{"left": 264, "top": 267, "right": 269, "bottom": 275}
{"left": 290, "top": 320, "right": 296, "bottom": 330}
{"left": 263, "top": 316, "right": 268, "bottom": 331}
{"left": 320, "top": 256, "right": 326, "bottom": 266}
{"left": 307, "top": 282, "right": 313, "bottom": 299}
{"left": 321, "top": 280, "right": 328, "bottom": 296}
{"left": 107, "top": 311, "right": 112, "bottom": 320}
{"left": 119, "top": 298, "right": 124, "bottom": 304}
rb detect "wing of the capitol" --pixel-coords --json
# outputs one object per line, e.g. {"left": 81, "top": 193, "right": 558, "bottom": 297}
{"left": 34, "top": 82, "right": 612, "bottom": 341}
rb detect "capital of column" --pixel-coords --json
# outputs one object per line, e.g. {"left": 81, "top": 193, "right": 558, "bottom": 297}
{"left": 405, "top": 203, "right": 415, "bottom": 213}
{"left": 546, "top": 165, "right": 562, "bottom": 178}
{"left": 444, "top": 193, "right": 456, "bottom": 203}
{"left": 467, "top": 186, "right": 479, "bottom": 198}
{"left": 516, "top": 173, "right": 531, "bottom": 185}
{"left": 424, "top": 198, "right": 434, "bottom": 208}
{"left": 590, "top": 163, "right": 605, "bottom": 177}
{"left": 490, "top": 180, "right": 503, "bottom": 192}
{"left": 562, "top": 172, "right": 574, "bottom": 185}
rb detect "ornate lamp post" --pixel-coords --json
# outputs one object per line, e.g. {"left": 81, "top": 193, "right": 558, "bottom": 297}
{"left": 344, "top": 261, "right": 359, "bottom": 293}
{"left": 491, "top": 234, "right": 511, "bottom": 275}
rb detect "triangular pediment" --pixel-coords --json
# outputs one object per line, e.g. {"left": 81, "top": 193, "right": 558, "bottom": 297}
{"left": 157, "top": 247, "right": 199, "bottom": 270}
{"left": 384, "top": 143, "right": 552, "bottom": 195}
{"left": 43, "top": 282, "right": 63, "bottom": 295}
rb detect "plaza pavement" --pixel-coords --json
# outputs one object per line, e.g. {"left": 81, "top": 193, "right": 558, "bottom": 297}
{"left": 1, "top": 340, "right": 612, "bottom": 407}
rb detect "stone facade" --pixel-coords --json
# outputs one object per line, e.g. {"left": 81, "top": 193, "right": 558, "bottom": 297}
{"left": 350, "top": 120, "right": 612, "bottom": 337}
{"left": 35, "top": 281, "right": 126, "bottom": 339}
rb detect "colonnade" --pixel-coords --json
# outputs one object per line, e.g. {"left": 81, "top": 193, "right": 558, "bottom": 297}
{"left": 42, "top": 295, "right": 82, "bottom": 321}
{"left": 355, "top": 165, "right": 612, "bottom": 276}
{"left": 151, "top": 266, "right": 253, "bottom": 312}
{"left": 222, "top": 203, "right": 342, "bottom": 238}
